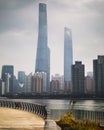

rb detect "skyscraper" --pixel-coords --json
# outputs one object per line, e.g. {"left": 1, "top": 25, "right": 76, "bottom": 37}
{"left": 1, "top": 65, "right": 14, "bottom": 82}
{"left": 64, "top": 27, "right": 73, "bottom": 81}
{"left": 35, "top": 3, "right": 50, "bottom": 91}
{"left": 72, "top": 61, "right": 85, "bottom": 95}
{"left": 1, "top": 65, "right": 14, "bottom": 93}
{"left": 18, "top": 71, "right": 25, "bottom": 93}
{"left": 93, "top": 55, "right": 104, "bottom": 96}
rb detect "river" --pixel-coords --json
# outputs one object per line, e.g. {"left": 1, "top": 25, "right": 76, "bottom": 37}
{"left": 7, "top": 99, "right": 104, "bottom": 123}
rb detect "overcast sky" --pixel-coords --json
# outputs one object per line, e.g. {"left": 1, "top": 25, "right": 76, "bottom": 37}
{"left": 0, "top": 0, "right": 104, "bottom": 77}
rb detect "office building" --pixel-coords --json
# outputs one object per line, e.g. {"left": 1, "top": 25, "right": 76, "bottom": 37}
{"left": 72, "top": 61, "right": 85, "bottom": 95}
{"left": 35, "top": 3, "right": 50, "bottom": 92}
{"left": 93, "top": 55, "right": 104, "bottom": 96}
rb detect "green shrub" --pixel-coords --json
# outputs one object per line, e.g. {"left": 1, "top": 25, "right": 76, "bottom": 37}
{"left": 56, "top": 113, "right": 101, "bottom": 130}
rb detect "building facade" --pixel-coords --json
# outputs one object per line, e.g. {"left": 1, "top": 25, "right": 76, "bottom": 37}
{"left": 93, "top": 55, "right": 104, "bottom": 96}
{"left": 35, "top": 3, "right": 50, "bottom": 92}
{"left": 72, "top": 61, "right": 85, "bottom": 95}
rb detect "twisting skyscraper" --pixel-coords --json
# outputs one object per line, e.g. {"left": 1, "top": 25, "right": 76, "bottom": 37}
{"left": 64, "top": 27, "right": 73, "bottom": 82}
{"left": 35, "top": 3, "right": 50, "bottom": 91}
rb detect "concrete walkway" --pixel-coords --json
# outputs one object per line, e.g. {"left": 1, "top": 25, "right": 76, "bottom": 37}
{"left": 0, "top": 107, "right": 45, "bottom": 130}
{"left": 44, "top": 120, "right": 61, "bottom": 130}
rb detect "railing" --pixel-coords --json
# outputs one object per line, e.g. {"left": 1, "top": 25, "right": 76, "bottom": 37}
{"left": 73, "top": 109, "right": 104, "bottom": 124}
{"left": 0, "top": 100, "right": 47, "bottom": 119}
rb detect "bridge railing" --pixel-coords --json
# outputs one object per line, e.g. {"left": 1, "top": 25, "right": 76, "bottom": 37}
{"left": 0, "top": 100, "right": 47, "bottom": 119}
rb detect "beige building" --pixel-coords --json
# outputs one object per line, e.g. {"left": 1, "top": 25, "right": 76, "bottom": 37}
{"left": 50, "top": 74, "right": 64, "bottom": 93}
{"left": 85, "top": 76, "right": 93, "bottom": 94}
{"left": 31, "top": 72, "right": 47, "bottom": 93}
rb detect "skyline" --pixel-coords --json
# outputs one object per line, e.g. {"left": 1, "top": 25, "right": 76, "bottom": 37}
{"left": 0, "top": 0, "right": 104, "bottom": 77}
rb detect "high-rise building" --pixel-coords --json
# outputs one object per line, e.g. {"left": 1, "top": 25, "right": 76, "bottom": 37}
{"left": 64, "top": 27, "right": 73, "bottom": 82}
{"left": 25, "top": 73, "right": 32, "bottom": 93}
{"left": 11, "top": 75, "right": 18, "bottom": 93}
{"left": 18, "top": 71, "right": 25, "bottom": 93}
{"left": 1, "top": 65, "right": 14, "bottom": 93}
{"left": 72, "top": 61, "right": 85, "bottom": 95}
{"left": 31, "top": 72, "right": 47, "bottom": 93}
{"left": 35, "top": 3, "right": 50, "bottom": 91}
{"left": 93, "top": 55, "right": 104, "bottom": 96}
{"left": 1, "top": 65, "right": 14, "bottom": 82}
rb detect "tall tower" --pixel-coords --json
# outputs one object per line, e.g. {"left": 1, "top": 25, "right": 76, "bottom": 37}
{"left": 35, "top": 3, "right": 50, "bottom": 91}
{"left": 64, "top": 27, "right": 73, "bottom": 81}
{"left": 93, "top": 55, "right": 104, "bottom": 96}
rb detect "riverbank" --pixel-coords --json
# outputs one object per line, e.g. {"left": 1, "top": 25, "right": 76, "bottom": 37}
{"left": 1, "top": 94, "right": 104, "bottom": 100}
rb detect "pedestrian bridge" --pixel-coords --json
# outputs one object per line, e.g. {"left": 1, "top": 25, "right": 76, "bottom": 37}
{"left": 0, "top": 100, "right": 47, "bottom": 119}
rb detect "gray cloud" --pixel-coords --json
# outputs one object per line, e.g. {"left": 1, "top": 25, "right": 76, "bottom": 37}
{"left": 0, "top": 0, "right": 35, "bottom": 11}
{"left": 0, "top": 0, "right": 37, "bottom": 32}
{"left": 0, "top": 0, "right": 104, "bottom": 76}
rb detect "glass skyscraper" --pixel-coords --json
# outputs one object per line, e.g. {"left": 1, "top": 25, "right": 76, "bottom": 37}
{"left": 64, "top": 27, "right": 73, "bottom": 81}
{"left": 35, "top": 3, "right": 50, "bottom": 91}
